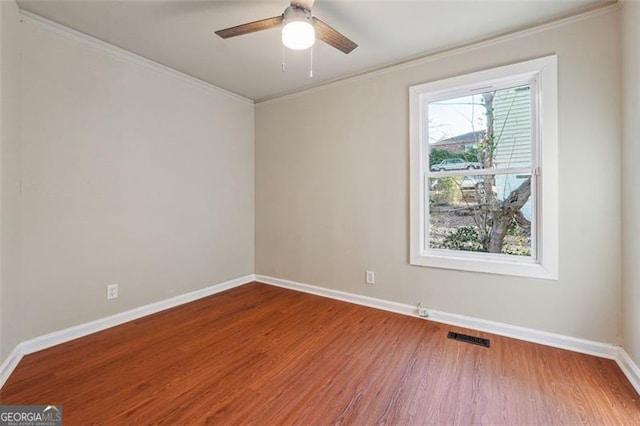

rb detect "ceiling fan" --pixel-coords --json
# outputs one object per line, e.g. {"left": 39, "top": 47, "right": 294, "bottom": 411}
{"left": 215, "top": 0, "right": 357, "bottom": 54}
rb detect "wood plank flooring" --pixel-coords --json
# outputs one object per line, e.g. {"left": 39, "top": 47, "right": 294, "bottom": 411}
{"left": 1, "top": 282, "right": 639, "bottom": 424}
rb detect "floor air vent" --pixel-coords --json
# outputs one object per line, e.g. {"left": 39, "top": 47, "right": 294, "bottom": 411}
{"left": 447, "top": 331, "right": 490, "bottom": 348}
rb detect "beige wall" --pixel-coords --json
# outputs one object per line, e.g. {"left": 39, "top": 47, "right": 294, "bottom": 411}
{"left": 1, "top": 15, "right": 255, "bottom": 360}
{"left": 1, "top": 0, "right": 22, "bottom": 361}
{"left": 622, "top": 2, "right": 640, "bottom": 366}
{"left": 0, "top": 3, "right": 631, "bottom": 366}
{"left": 256, "top": 10, "right": 622, "bottom": 343}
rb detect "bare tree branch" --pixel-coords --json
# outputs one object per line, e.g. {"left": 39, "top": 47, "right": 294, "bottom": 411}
{"left": 487, "top": 177, "right": 531, "bottom": 253}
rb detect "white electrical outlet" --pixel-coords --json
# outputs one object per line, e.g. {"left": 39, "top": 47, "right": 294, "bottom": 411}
{"left": 417, "top": 303, "right": 429, "bottom": 318}
{"left": 365, "top": 270, "right": 375, "bottom": 285}
{"left": 107, "top": 283, "right": 118, "bottom": 300}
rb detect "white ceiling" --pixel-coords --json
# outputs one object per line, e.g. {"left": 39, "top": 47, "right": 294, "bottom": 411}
{"left": 18, "top": 0, "right": 613, "bottom": 101}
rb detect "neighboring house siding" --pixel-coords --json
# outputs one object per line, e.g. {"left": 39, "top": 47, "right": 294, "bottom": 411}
{"left": 493, "top": 86, "right": 532, "bottom": 166}
{"left": 493, "top": 86, "right": 533, "bottom": 220}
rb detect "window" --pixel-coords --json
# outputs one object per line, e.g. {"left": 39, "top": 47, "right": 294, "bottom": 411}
{"left": 409, "top": 56, "right": 558, "bottom": 279}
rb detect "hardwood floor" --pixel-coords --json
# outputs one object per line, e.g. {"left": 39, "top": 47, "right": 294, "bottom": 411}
{"left": 1, "top": 282, "right": 639, "bottom": 424}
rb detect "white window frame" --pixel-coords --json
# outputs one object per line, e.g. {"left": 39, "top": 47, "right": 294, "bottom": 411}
{"left": 409, "top": 55, "right": 558, "bottom": 279}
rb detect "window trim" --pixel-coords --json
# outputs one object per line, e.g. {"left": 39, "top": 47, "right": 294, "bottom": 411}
{"left": 409, "top": 56, "right": 558, "bottom": 279}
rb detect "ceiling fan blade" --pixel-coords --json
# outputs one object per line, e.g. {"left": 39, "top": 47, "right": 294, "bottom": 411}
{"left": 215, "top": 16, "right": 283, "bottom": 39}
{"left": 313, "top": 17, "right": 358, "bottom": 54}
{"left": 291, "top": 0, "right": 315, "bottom": 11}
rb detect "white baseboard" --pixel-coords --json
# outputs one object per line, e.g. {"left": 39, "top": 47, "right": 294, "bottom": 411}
{"left": 3, "top": 273, "right": 639, "bottom": 397}
{"left": 0, "top": 345, "right": 25, "bottom": 390}
{"left": 257, "top": 275, "right": 415, "bottom": 317}
{"left": 255, "top": 274, "right": 640, "bottom": 395}
{"left": 426, "top": 310, "right": 619, "bottom": 359}
{"left": 616, "top": 348, "right": 640, "bottom": 395}
{"left": 0, "top": 274, "right": 254, "bottom": 389}
{"left": 256, "top": 274, "right": 616, "bottom": 357}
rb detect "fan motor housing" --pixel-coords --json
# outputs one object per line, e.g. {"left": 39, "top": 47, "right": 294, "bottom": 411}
{"left": 283, "top": 6, "right": 313, "bottom": 26}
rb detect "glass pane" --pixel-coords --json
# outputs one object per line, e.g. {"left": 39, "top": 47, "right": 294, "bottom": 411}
{"left": 426, "top": 85, "right": 532, "bottom": 171}
{"left": 428, "top": 173, "right": 534, "bottom": 257}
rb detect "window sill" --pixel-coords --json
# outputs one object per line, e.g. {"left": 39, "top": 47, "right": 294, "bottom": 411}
{"left": 410, "top": 251, "right": 558, "bottom": 280}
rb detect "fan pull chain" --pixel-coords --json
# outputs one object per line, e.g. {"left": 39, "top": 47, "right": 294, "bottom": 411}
{"left": 309, "top": 46, "right": 313, "bottom": 78}
{"left": 282, "top": 44, "right": 286, "bottom": 72}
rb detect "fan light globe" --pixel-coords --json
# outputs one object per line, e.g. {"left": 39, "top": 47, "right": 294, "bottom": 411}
{"left": 282, "top": 21, "right": 315, "bottom": 50}
{"left": 282, "top": 7, "right": 315, "bottom": 50}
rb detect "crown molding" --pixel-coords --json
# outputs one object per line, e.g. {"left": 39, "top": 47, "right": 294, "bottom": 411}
{"left": 18, "top": 10, "right": 254, "bottom": 106}
{"left": 257, "top": 2, "right": 620, "bottom": 105}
